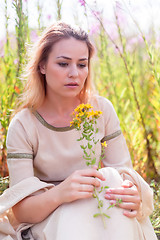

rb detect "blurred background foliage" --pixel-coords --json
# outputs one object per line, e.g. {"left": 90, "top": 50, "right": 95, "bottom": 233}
{"left": 0, "top": 0, "right": 159, "bottom": 237}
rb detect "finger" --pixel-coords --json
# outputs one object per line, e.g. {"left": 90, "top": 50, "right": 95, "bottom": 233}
{"left": 106, "top": 187, "right": 138, "bottom": 196}
{"left": 105, "top": 193, "right": 140, "bottom": 204}
{"left": 121, "top": 180, "right": 134, "bottom": 188}
{"left": 79, "top": 184, "right": 94, "bottom": 192}
{"left": 123, "top": 210, "right": 137, "bottom": 218}
{"left": 110, "top": 200, "right": 138, "bottom": 210}
{"left": 75, "top": 191, "right": 93, "bottom": 200}
{"left": 79, "top": 169, "right": 105, "bottom": 181}
{"left": 92, "top": 165, "right": 98, "bottom": 170}
{"left": 79, "top": 176, "right": 101, "bottom": 188}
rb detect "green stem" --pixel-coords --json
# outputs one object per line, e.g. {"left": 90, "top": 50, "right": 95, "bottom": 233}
{"left": 94, "top": 187, "right": 106, "bottom": 228}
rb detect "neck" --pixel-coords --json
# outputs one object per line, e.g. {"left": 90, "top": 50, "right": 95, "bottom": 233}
{"left": 40, "top": 94, "right": 81, "bottom": 117}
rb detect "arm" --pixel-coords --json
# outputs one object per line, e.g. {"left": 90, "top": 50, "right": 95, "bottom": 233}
{"left": 13, "top": 168, "right": 105, "bottom": 223}
{"left": 100, "top": 98, "right": 152, "bottom": 218}
{"left": 100, "top": 98, "right": 132, "bottom": 169}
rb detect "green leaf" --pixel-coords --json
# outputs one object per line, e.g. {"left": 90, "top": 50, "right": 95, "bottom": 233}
{"left": 86, "top": 161, "right": 91, "bottom": 166}
{"left": 98, "top": 186, "right": 104, "bottom": 193}
{"left": 103, "top": 213, "right": 110, "bottom": 218}
{"left": 93, "top": 139, "right": 99, "bottom": 144}
{"left": 93, "top": 213, "right": 101, "bottom": 218}
{"left": 89, "top": 132, "right": 93, "bottom": 137}
{"left": 86, "top": 136, "right": 92, "bottom": 141}
{"left": 84, "top": 150, "right": 91, "bottom": 158}
{"left": 80, "top": 145, "right": 87, "bottom": 150}
{"left": 107, "top": 204, "right": 115, "bottom": 210}
{"left": 77, "top": 136, "right": 84, "bottom": 141}
{"left": 91, "top": 158, "right": 96, "bottom": 165}
{"left": 88, "top": 143, "right": 92, "bottom": 149}
{"left": 98, "top": 200, "right": 103, "bottom": 208}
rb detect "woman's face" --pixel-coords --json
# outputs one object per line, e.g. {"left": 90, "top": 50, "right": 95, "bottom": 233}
{"left": 40, "top": 37, "right": 89, "bottom": 100}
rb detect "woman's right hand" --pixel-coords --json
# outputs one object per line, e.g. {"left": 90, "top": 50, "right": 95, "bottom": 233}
{"left": 55, "top": 167, "right": 105, "bottom": 204}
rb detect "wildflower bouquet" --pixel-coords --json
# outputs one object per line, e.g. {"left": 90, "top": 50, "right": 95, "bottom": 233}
{"left": 70, "top": 103, "right": 110, "bottom": 227}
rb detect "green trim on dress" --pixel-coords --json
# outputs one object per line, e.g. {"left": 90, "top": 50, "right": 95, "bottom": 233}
{"left": 101, "top": 130, "right": 122, "bottom": 142}
{"left": 33, "top": 111, "right": 75, "bottom": 132}
{"left": 7, "top": 153, "right": 33, "bottom": 159}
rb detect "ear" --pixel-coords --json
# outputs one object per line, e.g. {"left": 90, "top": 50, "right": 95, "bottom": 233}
{"left": 39, "top": 62, "right": 46, "bottom": 74}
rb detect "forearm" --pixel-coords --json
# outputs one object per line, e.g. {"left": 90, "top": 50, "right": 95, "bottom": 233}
{"left": 12, "top": 186, "right": 62, "bottom": 224}
{"left": 12, "top": 168, "right": 105, "bottom": 224}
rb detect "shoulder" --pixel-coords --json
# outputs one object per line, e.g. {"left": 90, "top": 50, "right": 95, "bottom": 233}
{"left": 89, "top": 94, "right": 120, "bottom": 127}
{"left": 9, "top": 108, "right": 34, "bottom": 128}
{"left": 8, "top": 108, "right": 36, "bottom": 140}
{"left": 7, "top": 108, "right": 39, "bottom": 150}
{"left": 89, "top": 94, "right": 115, "bottom": 113}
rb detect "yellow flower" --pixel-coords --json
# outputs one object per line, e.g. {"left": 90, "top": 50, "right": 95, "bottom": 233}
{"left": 86, "top": 110, "right": 94, "bottom": 118}
{"left": 101, "top": 141, "right": 107, "bottom": 148}
{"left": 84, "top": 103, "right": 93, "bottom": 109}
{"left": 74, "top": 103, "right": 93, "bottom": 113}
{"left": 70, "top": 121, "right": 74, "bottom": 127}
{"left": 70, "top": 103, "right": 103, "bottom": 129}
{"left": 74, "top": 103, "right": 85, "bottom": 113}
{"left": 78, "top": 112, "right": 85, "bottom": 117}
{"left": 94, "top": 110, "right": 102, "bottom": 116}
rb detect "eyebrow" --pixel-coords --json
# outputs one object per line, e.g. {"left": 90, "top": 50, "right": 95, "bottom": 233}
{"left": 56, "top": 56, "right": 88, "bottom": 61}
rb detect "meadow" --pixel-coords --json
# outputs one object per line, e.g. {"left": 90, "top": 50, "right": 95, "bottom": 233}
{"left": 0, "top": 0, "right": 160, "bottom": 237}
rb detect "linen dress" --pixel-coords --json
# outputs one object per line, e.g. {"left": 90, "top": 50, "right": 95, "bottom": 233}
{"left": 0, "top": 95, "right": 157, "bottom": 240}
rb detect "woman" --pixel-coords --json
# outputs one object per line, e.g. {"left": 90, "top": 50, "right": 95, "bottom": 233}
{"left": 0, "top": 22, "right": 157, "bottom": 240}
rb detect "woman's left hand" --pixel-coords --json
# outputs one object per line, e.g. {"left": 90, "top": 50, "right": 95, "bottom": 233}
{"left": 104, "top": 180, "right": 141, "bottom": 218}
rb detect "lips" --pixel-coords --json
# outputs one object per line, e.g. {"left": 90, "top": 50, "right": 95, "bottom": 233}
{"left": 65, "top": 82, "right": 79, "bottom": 86}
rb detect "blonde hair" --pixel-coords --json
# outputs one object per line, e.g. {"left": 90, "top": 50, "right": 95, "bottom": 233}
{"left": 17, "top": 22, "right": 95, "bottom": 112}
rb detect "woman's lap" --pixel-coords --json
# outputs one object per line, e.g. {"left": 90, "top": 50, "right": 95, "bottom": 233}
{"left": 29, "top": 167, "right": 144, "bottom": 240}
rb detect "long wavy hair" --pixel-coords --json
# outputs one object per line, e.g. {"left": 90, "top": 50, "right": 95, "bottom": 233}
{"left": 17, "top": 22, "right": 95, "bottom": 112}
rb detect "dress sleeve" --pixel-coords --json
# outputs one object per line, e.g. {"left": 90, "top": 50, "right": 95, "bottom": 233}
{"left": 100, "top": 98, "right": 132, "bottom": 168}
{"left": 0, "top": 113, "right": 53, "bottom": 215}
{"left": 118, "top": 168, "right": 154, "bottom": 221}
{"left": 6, "top": 116, "right": 34, "bottom": 187}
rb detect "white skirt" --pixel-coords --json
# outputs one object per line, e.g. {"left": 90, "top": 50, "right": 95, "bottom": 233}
{"left": 19, "top": 168, "right": 156, "bottom": 240}
{"left": 0, "top": 167, "right": 157, "bottom": 240}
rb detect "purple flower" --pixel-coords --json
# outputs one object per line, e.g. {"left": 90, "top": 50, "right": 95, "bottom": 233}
{"left": 47, "top": 14, "right": 52, "bottom": 20}
{"left": 14, "top": 59, "right": 18, "bottom": 65}
{"left": 156, "top": 35, "right": 160, "bottom": 49}
{"left": 89, "top": 23, "right": 100, "bottom": 35}
{"left": 78, "top": 0, "right": 85, "bottom": 7}
{"left": 92, "top": 10, "right": 100, "bottom": 17}
{"left": 115, "top": 1, "right": 126, "bottom": 26}
{"left": 30, "top": 30, "right": 38, "bottom": 42}
{"left": 0, "top": 52, "right": 4, "bottom": 58}
{"left": 104, "top": 19, "right": 118, "bottom": 41}
{"left": 126, "top": 37, "right": 138, "bottom": 52}
{"left": 0, "top": 40, "right": 3, "bottom": 49}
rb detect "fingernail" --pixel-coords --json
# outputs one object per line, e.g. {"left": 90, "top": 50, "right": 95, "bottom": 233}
{"left": 106, "top": 189, "right": 112, "bottom": 193}
{"left": 123, "top": 211, "right": 128, "bottom": 216}
{"left": 105, "top": 194, "right": 111, "bottom": 199}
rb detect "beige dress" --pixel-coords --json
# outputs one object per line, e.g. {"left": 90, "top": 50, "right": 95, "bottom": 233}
{"left": 0, "top": 95, "right": 157, "bottom": 240}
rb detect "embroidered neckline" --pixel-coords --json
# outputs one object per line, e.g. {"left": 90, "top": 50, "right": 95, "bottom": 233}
{"left": 33, "top": 111, "right": 75, "bottom": 132}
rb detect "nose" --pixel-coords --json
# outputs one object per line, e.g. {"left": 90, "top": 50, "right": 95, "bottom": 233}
{"left": 68, "top": 65, "right": 78, "bottom": 78}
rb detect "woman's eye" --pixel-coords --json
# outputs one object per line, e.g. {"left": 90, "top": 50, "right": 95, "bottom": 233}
{"left": 78, "top": 64, "right": 86, "bottom": 68}
{"left": 58, "top": 62, "right": 68, "bottom": 67}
